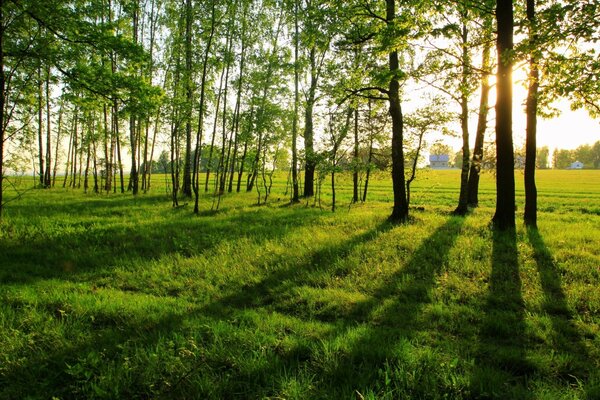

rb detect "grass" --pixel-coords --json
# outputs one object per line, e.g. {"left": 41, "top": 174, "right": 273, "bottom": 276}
{"left": 0, "top": 169, "right": 599, "bottom": 399}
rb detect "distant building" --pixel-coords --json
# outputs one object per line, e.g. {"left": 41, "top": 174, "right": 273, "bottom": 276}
{"left": 569, "top": 161, "right": 584, "bottom": 169}
{"left": 430, "top": 154, "right": 450, "bottom": 169}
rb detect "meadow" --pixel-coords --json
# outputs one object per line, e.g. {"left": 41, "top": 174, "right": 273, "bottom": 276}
{"left": 0, "top": 169, "right": 599, "bottom": 399}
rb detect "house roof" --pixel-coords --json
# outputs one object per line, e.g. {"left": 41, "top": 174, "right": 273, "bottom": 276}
{"left": 429, "top": 154, "right": 450, "bottom": 162}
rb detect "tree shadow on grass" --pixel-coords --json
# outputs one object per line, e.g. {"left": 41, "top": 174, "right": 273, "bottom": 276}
{"left": 470, "top": 227, "right": 534, "bottom": 399}
{"left": 193, "top": 216, "right": 467, "bottom": 398}
{"left": 527, "top": 227, "right": 600, "bottom": 397}
{"left": 0, "top": 302, "right": 188, "bottom": 399}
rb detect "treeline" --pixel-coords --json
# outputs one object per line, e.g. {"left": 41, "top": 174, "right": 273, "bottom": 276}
{"left": 1, "top": 0, "right": 598, "bottom": 228}
{"left": 552, "top": 142, "right": 600, "bottom": 169}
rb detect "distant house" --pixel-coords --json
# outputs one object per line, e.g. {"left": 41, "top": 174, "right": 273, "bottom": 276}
{"left": 430, "top": 154, "right": 450, "bottom": 169}
{"left": 569, "top": 161, "right": 584, "bottom": 169}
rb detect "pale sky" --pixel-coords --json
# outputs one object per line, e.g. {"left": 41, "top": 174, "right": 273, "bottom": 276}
{"left": 418, "top": 67, "right": 599, "bottom": 154}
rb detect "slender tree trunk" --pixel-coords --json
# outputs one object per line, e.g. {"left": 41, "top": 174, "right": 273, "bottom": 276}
{"left": 38, "top": 66, "right": 44, "bottom": 187}
{"left": 193, "top": 1, "right": 217, "bottom": 214}
{"left": 362, "top": 100, "right": 373, "bottom": 202}
{"left": 467, "top": 20, "right": 492, "bottom": 207}
{"left": 62, "top": 109, "right": 75, "bottom": 188}
{"left": 71, "top": 116, "right": 78, "bottom": 188}
{"left": 44, "top": 67, "right": 52, "bottom": 188}
{"left": 52, "top": 101, "right": 63, "bottom": 187}
{"left": 92, "top": 134, "right": 99, "bottom": 193}
{"left": 303, "top": 47, "right": 318, "bottom": 198}
{"left": 291, "top": 0, "right": 300, "bottom": 202}
{"left": 454, "top": 20, "right": 471, "bottom": 215}
{"left": 387, "top": 0, "right": 409, "bottom": 223}
{"left": 237, "top": 138, "right": 248, "bottom": 192}
{"left": 84, "top": 131, "right": 91, "bottom": 193}
{"left": 129, "top": 1, "right": 139, "bottom": 195}
{"left": 492, "top": 0, "right": 516, "bottom": 230}
{"left": 352, "top": 106, "right": 359, "bottom": 203}
{"left": 115, "top": 106, "right": 125, "bottom": 193}
{"left": 205, "top": 66, "right": 225, "bottom": 192}
{"left": 182, "top": 0, "right": 193, "bottom": 197}
{"left": 524, "top": 0, "right": 538, "bottom": 227}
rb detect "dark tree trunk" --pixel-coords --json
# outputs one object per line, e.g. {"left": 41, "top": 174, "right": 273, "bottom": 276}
{"left": 352, "top": 106, "right": 359, "bottom": 203}
{"left": 38, "top": 66, "right": 44, "bottom": 187}
{"left": 237, "top": 138, "right": 248, "bottom": 193}
{"left": 291, "top": 0, "right": 300, "bottom": 203}
{"left": 205, "top": 66, "right": 225, "bottom": 192}
{"left": 524, "top": 0, "right": 538, "bottom": 227}
{"left": 182, "top": 0, "right": 193, "bottom": 197}
{"left": 387, "top": 0, "right": 409, "bottom": 224}
{"left": 193, "top": 1, "right": 217, "bottom": 214}
{"left": 454, "top": 21, "right": 471, "bottom": 215}
{"left": 467, "top": 21, "right": 492, "bottom": 207}
{"left": 492, "top": 0, "right": 516, "bottom": 230}
{"left": 303, "top": 47, "right": 318, "bottom": 198}
{"left": 44, "top": 67, "right": 52, "bottom": 188}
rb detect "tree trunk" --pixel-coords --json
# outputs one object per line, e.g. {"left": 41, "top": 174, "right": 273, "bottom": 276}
{"left": 492, "top": 0, "right": 516, "bottom": 230}
{"left": 352, "top": 106, "right": 359, "bottom": 203}
{"left": 387, "top": 0, "right": 409, "bottom": 224}
{"left": 205, "top": 66, "right": 226, "bottom": 192}
{"left": 38, "top": 66, "right": 44, "bottom": 187}
{"left": 467, "top": 19, "right": 492, "bottom": 207}
{"left": 303, "top": 47, "right": 318, "bottom": 198}
{"left": 44, "top": 67, "right": 52, "bottom": 188}
{"left": 52, "top": 101, "right": 63, "bottom": 187}
{"left": 182, "top": 0, "right": 193, "bottom": 197}
{"left": 193, "top": 1, "right": 217, "bottom": 214}
{"left": 291, "top": 0, "right": 300, "bottom": 203}
{"left": 454, "top": 21, "right": 471, "bottom": 215}
{"left": 524, "top": 0, "right": 538, "bottom": 227}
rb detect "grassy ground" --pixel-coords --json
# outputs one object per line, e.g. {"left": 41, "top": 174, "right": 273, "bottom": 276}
{"left": 0, "top": 170, "right": 599, "bottom": 399}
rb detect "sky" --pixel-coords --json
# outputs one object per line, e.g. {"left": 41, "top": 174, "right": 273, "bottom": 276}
{"left": 417, "top": 67, "right": 599, "bottom": 155}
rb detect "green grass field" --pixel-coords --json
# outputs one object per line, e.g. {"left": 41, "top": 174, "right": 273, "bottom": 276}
{"left": 1, "top": 170, "right": 599, "bottom": 399}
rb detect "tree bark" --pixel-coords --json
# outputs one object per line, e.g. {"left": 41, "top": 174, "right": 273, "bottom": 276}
{"left": 182, "top": 0, "right": 193, "bottom": 197}
{"left": 291, "top": 0, "right": 300, "bottom": 203}
{"left": 467, "top": 19, "right": 492, "bottom": 207}
{"left": 524, "top": 0, "right": 538, "bottom": 227}
{"left": 352, "top": 106, "right": 359, "bottom": 203}
{"left": 492, "top": 0, "right": 516, "bottom": 230}
{"left": 387, "top": 0, "right": 409, "bottom": 223}
{"left": 38, "top": 65, "right": 44, "bottom": 187}
{"left": 303, "top": 47, "right": 318, "bottom": 198}
{"left": 193, "top": 1, "right": 217, "bottom": 214}
{"left": 44, "top": 66, "right": 52, "bottom": 188}
{"left": 454, "top": 21, "right": 471, "bottom": 215}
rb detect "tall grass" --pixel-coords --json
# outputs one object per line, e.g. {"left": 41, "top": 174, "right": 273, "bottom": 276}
{"left": 0, "top": 170, "right": 598, "bottom": 399}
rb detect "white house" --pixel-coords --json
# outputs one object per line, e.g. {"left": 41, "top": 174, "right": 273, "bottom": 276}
{"left": 430, "top": 154, "right": 450, "bottom": 169}
{"left": 569, "top": 161, "right": 584, "bottom": 169}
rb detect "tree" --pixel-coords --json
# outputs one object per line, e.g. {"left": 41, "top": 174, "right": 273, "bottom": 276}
{"left": 536, "top": 146, "right": 549, "bottom": 169}
{"left": 492, "top": 0, "right": 516, "bottom": 230}
{"left": 524, "top": 0, "right": 539, "bottom": 227}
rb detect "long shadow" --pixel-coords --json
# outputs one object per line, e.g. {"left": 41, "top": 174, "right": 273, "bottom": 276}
{"left": 527, "top": 228, "right": 599, "bottom": 390}
{"left": 0, "top": 303, "right": 187, "bottom": 399}
{"left": 193, "top": 216, "right": 466, "bottom": 398}
{"left": 306, "top": 216, "right": 466, "bottom": 397}
{"left": 470, "top": 227, "right": 533, "bottom": 399}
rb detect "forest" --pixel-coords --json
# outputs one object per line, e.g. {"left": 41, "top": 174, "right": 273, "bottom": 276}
{"left": 1, "top": 0, "right": 599, "bottom": 399}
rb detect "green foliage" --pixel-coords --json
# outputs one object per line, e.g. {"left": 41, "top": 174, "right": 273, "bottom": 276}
{"left": 0, "top": 170, "right": 599, "bottom": 399}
